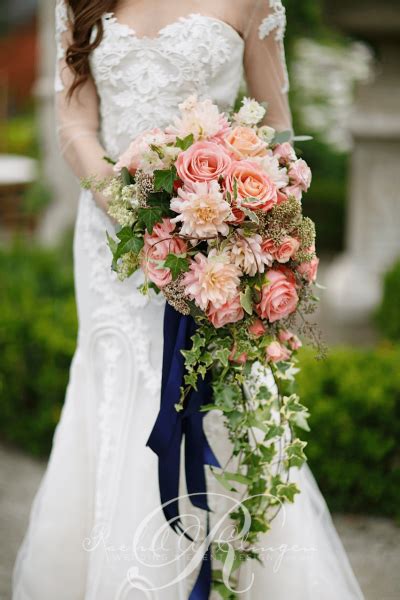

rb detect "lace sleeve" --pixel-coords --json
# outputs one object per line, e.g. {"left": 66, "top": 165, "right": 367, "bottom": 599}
{"left": 55, "top": 0, "right": 112, "bottom": 201}
{"left": 243, "top": 0, "right": 292, "bottom": 133}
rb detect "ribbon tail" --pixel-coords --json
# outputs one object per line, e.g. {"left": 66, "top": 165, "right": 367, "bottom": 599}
{"left": 189, "top": 512, "right": 212, "bottom": 600}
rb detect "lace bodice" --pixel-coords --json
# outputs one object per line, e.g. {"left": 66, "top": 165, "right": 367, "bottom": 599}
{"left": 55, "top": 0, "right": 292, "bottom": 188}
{"left": 91, "top": 13, "right": 244, "bottom": 158}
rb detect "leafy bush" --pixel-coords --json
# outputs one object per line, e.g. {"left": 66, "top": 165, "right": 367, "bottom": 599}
{"left": 0, "top": 238, "right": 77, "bottom": 455}
{"left": 375, "top": 258, "right": 400, "bottom": 342}
{"left": 297, "top": 346, "right": 400, "bottom": 519}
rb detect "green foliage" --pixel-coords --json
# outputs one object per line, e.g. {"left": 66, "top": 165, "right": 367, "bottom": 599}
{"left": 22, "top": 181, "right": 53, "bottom": 216}
{"left": 2, "top": 112, "right": 39, "bottom": 158}
{"left": 154, "top": 166, "right": 177, "bottom": 194}
{"left": 296, "top": 346, "right": 400, "bottom": 519}
{"left": 0, "top": 238, "right": 77, "bottom": 456}
{"left": 375, "top": 258, "right": 400, "bottom": 342}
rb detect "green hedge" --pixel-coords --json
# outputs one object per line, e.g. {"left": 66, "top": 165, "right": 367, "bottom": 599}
{"left": 375, "top": 258, "right": 400, "bottom": 342}
{"left": 0, "top": 239, "right": 77, "bottom": 455}
{"left": 1, "top": 242, "right": 399, "bottom": 518}
{"left": 297, "top": 346, "right": 400, "bottom": 519}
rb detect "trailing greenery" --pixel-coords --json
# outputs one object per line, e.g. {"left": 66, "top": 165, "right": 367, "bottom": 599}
{"left": 1, "top": 239, "right": 399, "bottom": 522}
{"left": 375, "top": 258, "right": 400, "bottom": 342}
{"left": 296, "top": 346, "right": 400, "bottom": 520}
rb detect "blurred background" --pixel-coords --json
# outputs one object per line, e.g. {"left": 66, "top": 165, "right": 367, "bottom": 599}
{"left": 0, "top": 0, "right": 399, "bottom": 598}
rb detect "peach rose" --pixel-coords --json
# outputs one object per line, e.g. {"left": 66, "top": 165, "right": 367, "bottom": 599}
{"left": 225, "top": 160, "right": 278, "bottom": 212}
{"left": 248, "top": 318, "right": 266, "bottom": 338}
{"left": 142, "top": 218, "right": 187, "bottom": 288}
{"left": 289, "top": 159, "right": 312, "bottom": 192}
{"left": 274, "top": 236, "right": 300, "bottom": 264}
{"left": 266, "top": 341, "right": 291, "bottom": 363}
{"left": 256, "top": 268, "right": 299, "bottom": 322}
{"left": 175, "top": 141, "right": 232, "bottom": 187}
{"left": 224, "top": 126, "right": 268, "bottom": 160}
{"left": 207, "top": 295, "right": 244, "bottom": 329}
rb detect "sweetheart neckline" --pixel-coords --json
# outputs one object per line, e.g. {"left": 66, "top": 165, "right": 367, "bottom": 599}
{"left": 103, "top": 12, "right": 245, "bottom": 47}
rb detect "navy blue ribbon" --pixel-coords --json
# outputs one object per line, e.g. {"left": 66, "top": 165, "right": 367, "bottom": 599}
{"left": 146, "top": 302, "right": 220, "bottom": 599}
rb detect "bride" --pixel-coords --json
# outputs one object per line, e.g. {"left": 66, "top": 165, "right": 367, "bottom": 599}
{"left": 13, "top": 1, "right": 364, "bottom": 598}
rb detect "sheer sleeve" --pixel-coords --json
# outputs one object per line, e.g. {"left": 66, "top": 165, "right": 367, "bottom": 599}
{"left": 55, "top": 0, "right": 112, "bottom": 210}
{"left": 243, "top": 0, "right": 292, "bottom": 133}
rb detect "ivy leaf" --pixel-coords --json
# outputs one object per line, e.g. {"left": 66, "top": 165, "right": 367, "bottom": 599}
{"left": 276, "top": 482, "right": 300, "bottom": 503}
{"left": 241, "top": 207, "right": 259, "bottom": 224}
{"left": 285, "top": 439, "right": 307, "bottom": 468}
{"left": 120, "top": 166, "right": 132, "bottom": 187}
{"left": 272, "top": 129, "right": 292, "bottom": 145}
{"left": 163, "top": 253, "right": 189, "bottom": 279}
{"left": 154, "top": 166, "right": 177, "bottom": 194}
{"left": 137, "top": 207, "right": 164, "bottom": 233}
{"left": 175, "top": 133, "right": 194, "bottom": 151}
{"left": 107, "top": 231, "right": 118, "bottom": 258}
{"left": 114, "top": 227, "right": 144, "bottom": 259}
{"left": 222, "top": 470, "right": 252, "bottom": 485}
{"left": 214, "top": 347, "right": 231, "bottom": 367}
{"left": 240, "top": 286, "right": 253, "bottom": 316}
{"left": 210, "top": 467, "right": 238, "bottom": 493}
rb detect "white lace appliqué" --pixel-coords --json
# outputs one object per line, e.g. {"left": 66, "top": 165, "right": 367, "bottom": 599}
{"left": 259, "top": 0, "right": 289, "bottom": 94}
{"left": 90, "top": 13, "right": 242, "bottom": 158}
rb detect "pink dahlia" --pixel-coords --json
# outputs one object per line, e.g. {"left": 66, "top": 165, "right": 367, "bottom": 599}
{"left": 182, "top": 250, "right": 241, "bottom": 311}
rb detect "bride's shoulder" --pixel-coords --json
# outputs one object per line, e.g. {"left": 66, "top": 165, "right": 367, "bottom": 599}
{"left": 233, "top": 0, "right": 285, "bottom": 37}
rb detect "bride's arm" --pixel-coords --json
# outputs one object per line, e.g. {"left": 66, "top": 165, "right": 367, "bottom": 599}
{"left": 55, "top": 1, "right": 112, "bottom": 213}
{"left": 243, "top": 0, "right": 292, "bottom": 134}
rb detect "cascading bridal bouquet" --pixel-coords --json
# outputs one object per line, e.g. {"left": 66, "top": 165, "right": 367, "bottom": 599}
{"left": 84, "top": 96, "right": 322, "bottom": 598}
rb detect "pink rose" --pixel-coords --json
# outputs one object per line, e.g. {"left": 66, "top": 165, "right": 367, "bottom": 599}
{"left": 248, "top": 318, "right": 266, "bottom": 338}
{"left": 273, "top": 142, "right": 297, "bottom": 165}
{"left": 142, "top": 218, "right": 187, "bottom": 288}
{"left": 297, "top": 255, "right": 319, "bottom": 283}
{"left": 289, "top": 159, "right": 312, "bottom": 192}
{"left": 175, "top": 141, "right": 232, "bottom": 187}
{"left": 225, "top": 160, "right": 277, "bottom": 212}
{"left": 278, "top": 329, "right": 302, "bottom": 350}
{"left": 224, "top": 126, "right": 268, "bottom": 160}
{"left": 283, "top": 184, "right": 303, "bottom": 202}
{"left": 274, "top": 236, "right": 300, "bottom": 264}
{"left": 208, "top": 295, "right": 244, "bottom": 329}
{"left": 228, "top": 342, "right": 247, "bottom": 364}
{"left": 256, "top": 268, "right": 299, "bottom": 322}
{"left": 261, "top": 238, "right": 277, "bottom": 264}
{"left": 266, "top": 341, "right": 291, "bottom": 363}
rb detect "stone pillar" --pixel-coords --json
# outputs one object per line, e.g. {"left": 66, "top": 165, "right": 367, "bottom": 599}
{"left": 323, "top": 1, "right": 400, "bottom": 324}
{"left": 36, "top": 0, "right": 79, "bottom": 245}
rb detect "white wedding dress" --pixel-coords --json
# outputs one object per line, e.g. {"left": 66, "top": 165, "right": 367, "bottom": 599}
{"left": 13, "top": 1, "right": 364, "bottom": 599}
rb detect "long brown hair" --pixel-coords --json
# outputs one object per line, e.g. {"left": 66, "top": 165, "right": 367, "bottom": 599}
{"left": 65, "top": 0, "right": 117, "bottom": 97}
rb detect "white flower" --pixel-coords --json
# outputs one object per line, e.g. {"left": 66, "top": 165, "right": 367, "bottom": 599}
{"left": 234, "top": 97, "right": 266, "bottom": 127}
{"left": 227, "top": 231, "right": 271, "bottom": 276}
{"left": 258, "top": 125, "right": 276, "bottom": 144}
{"left": 253, "top": 153, "right": 289, "bottom": 189}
